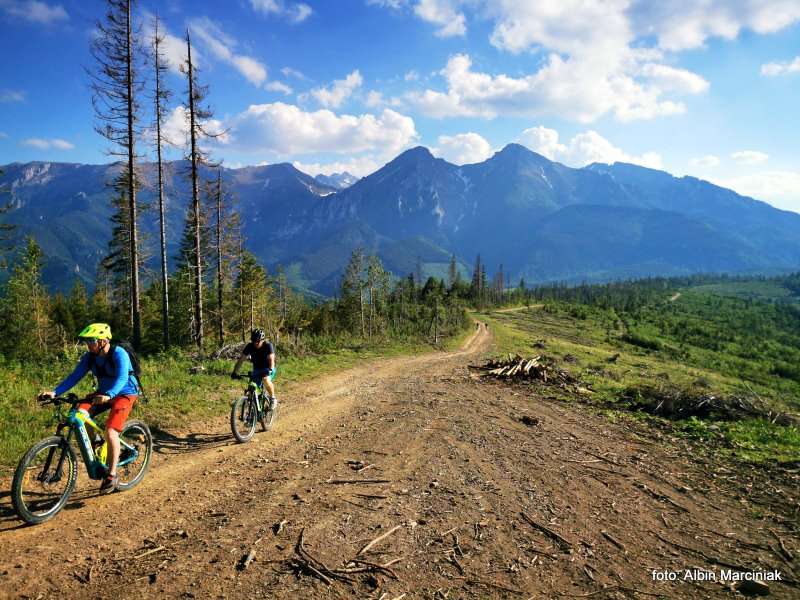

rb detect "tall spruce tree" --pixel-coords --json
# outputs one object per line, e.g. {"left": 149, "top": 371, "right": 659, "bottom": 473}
{"left": 448, "top": 254, "right": 458, "bottom": 289}
{"left": 0, "top": 238, "right": 50, "bottom": 357}
{"left": 89, "top": 0, "right": 144, "bottom": 348}
{"left": 0, "top": 169, "right": 16, "bottom": 268}
{"left": 340, "top": 248, "right": 365, "bottom": 336}
{"left": 234, "top": 250, "right": 267, "bottom": 338}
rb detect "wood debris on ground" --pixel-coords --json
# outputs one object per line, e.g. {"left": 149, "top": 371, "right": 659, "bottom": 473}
{"left": 472, "top": 354, "right": 577, "bottom": 386}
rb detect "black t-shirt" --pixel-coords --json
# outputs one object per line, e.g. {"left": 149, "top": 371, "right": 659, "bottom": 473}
{"left": 243, "top": 341, "right": 275, "bottom": 371}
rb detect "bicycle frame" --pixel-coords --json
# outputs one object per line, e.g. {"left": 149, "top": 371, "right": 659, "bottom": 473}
{"left": 246, "top": 382, "right": 264, "bottom": 413}
{"left": 58, "top": 405, "right": 140, "bottom": 480}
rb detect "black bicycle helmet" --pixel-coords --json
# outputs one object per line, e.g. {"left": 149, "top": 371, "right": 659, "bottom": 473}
{"left": 251, "top": 328, "right": 266, "bottom": 343}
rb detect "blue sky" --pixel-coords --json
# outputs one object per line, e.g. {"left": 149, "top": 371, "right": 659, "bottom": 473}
{"left": 1, "top": 0, "right": 799, "bottom": 211}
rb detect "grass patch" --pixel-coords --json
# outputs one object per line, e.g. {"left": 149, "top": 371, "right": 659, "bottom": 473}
{"left": 479, "top": 302, "right": 800, "bottom": 464}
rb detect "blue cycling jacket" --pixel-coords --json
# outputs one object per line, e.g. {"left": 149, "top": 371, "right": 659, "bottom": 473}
{"left": 55, "top": 346, "right": 139, "bottom": 398}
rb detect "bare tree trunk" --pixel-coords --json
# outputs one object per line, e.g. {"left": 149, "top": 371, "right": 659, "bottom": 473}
{"left": 238, "top": 235, "right": 245, "bottom": 342}
{"left": 187, "top": 32, "right": 204, "bottom": 350}
{"left": 154, "top": 15, "right": 170, "bottom": 349}
{"left": 369, "top": 284, "right": 374, "bottom": 339}
{"left": 126, "top": 0, "right": 142, "bottom": 349}
{"left": 249, "top": 289, "right": 254, "bottom": 331}
{"left": 359, "top": 286, "right": 365, "bottom": 337}
{"left": 215, "top": 170, "right": 224, "bottom": 348}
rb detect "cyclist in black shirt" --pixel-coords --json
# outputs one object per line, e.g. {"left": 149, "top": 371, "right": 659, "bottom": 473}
{"left": 231, "top": 329, "right": 277, "bottom": 409}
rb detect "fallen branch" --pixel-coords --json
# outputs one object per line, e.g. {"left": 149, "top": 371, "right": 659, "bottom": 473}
{"left": 601, "top": 530, "right": 625, "bottom": 552}
{"left": 557, "top": 585, "right": 662, "bottom": 597}
{"left": 326, "top": 478, "right": 391, "bottom": 485}
{"left": 654, "top": 532, "right": 755, "bottom": 573}
{"left": 634, "top": 482, "right": 689, "bottom": 513}
{"left": 357, "top": 524, "right": 402, "bottom": 556}
{"left": 342, "top": 498, "right": 378, "bottom": 511}
{"left": 293, "top": 529, "right": 354, "bottom": 585}
{"left": 520, "top": 513, "right": 573, "bottom": 552}
{"left": 463, "top": 577, "right": 524, "bottom": 595}
{"left": 133, "top": 545, "right": 166, "bottom": 560}
{"left": 770, "top": 529, "right": 794, "bottom": 561}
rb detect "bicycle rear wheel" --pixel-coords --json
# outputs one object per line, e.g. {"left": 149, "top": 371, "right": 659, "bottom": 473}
{"left": 231, "top": 395, "right": 257, "bottom": 443}
{"left": 12, "top": 436, "right": 78, "bottom": 524}
{"left": 116, "top": 420, "right": 153, "bottom": 491}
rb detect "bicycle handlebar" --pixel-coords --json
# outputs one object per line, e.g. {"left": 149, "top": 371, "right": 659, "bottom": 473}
{"left": 37, "top": 393, "right": 81, "bottom": 406}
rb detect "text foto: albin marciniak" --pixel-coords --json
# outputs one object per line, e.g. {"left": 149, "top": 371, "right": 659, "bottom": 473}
{"left": 652, "top": 569, "right": 782, "bottom": 582}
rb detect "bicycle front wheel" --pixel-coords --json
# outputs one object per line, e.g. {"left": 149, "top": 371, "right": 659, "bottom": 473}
{"left": 260, "top": 398, "right": 278, "bottom": 431}
{"left": 231, "top": 395, "right": 257, "bottom": 443}
{"left": 12, "top": 436, "right": 78, "bottom": 525}
{"left": 116, "top": 420, "right": 153, "bottom": 491}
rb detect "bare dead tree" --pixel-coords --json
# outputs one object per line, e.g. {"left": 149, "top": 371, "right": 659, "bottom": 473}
{"left": 151, "top": 13, "right": 172, "bottom": 349}
{"left": 214, "top": 170, "right": 224, "bottom": 347}
{"left": 89, "top": 0, "right": 144, "bottom": 348}
{"left": 181, "top": 30, "right": 222, "bottom": 350}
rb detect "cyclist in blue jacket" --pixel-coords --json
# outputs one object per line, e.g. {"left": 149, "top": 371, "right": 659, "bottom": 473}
{"left": 40, "top": 323, "right": 139, "bottom": 493}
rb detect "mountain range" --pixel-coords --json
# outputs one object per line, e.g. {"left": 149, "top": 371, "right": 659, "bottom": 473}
{"left": 2, "top": 143, "right": 799, "bottom": 294}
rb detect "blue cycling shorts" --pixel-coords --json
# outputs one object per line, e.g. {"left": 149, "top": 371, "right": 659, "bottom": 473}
{"left": 250, "top": 367, "right": 277, "bottom": 384}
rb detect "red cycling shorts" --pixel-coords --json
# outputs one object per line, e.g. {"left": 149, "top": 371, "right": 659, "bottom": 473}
{"left": 78, "top": 394, "right": 138, "bottom": 432}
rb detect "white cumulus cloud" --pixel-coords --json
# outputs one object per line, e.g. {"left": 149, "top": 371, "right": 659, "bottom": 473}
{"left": 281, "top": 66, "right": 308, "bottom": 80}
{"left": 433, "top": 132, "right": 493, "bottom": 165}
{"left": 406, "top": 53, "right": 694, "bottom": 123}
{"left": 518, "top": 126, "right": 662, "bottom": 169}
{"left": 249, "top": 0, "right": 312, "bottom": 23}
{"left": 761, "top": 56, "right": 800, "bottom": 76}
{"left": 310, "top": 70, "right": 363, "bottom": 108}
{"left": 731, "top": 150, "right": 769, "bottom": 165}
{"left": 365, "top": 90, "right": 385, "bottom": 107}
{"left": 414, "top": 0, "right": 466, "bottom": 37}
{"left": 141, "top": 12, "right": 188, "bottom": 75}
{"left": 639, "top": 63, "right": 709, "bottom": 94}
{"left": 161, "top": 106, "right": 230, "bottom": 148}
{"left": 378, "top": 1, "right": 797, "bottom": 124}
{"left": 634, "top": 1, "right": 800, "bottom": 52}
{"left": 710, "top": 171, "right": 800, "bottom": 212}
{"left": 0, "top": 0, "right": 67, "bottom": 24}
{"left": 227, "top": 103, "right": 418, "bottom": 157}
{"left": 265, "top": 80, "right": 293, "bottom": 95}
{"left": 21, "top": 137, "right": 74, "bottom": 150}
{"left": 189, "top": 18, "right": 267, "bottom": 86}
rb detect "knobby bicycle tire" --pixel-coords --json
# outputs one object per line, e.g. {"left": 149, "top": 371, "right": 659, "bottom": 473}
{"left": 231, "top": 394, "right": 257, "bottom": 443}
{"left": 12, "top": 436, "right": 78, "bottom": 525}
{"left": 260, "top": 399, "right": 277, "bottom": 431}
{"left": 116, "top": 420, "right": 153, "bottom": 491}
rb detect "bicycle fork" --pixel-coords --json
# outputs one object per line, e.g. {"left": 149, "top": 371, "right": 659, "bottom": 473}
{"left": 38, "top": 425, "right": 72, "bottom": 484}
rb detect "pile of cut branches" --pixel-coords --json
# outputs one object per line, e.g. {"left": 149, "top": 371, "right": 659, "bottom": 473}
{"left": 210, "top": 343, "right": 246, "bottom": 360}
{"left": 623, "top": 384, "right": 799, "bottom": 426}
{"left": 474, "top": 354, "right": 576, "bottom": 385}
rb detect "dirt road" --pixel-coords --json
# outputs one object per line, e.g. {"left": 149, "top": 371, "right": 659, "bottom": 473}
{"left": 0, "top": 324, "right": 797, "bottom": 599}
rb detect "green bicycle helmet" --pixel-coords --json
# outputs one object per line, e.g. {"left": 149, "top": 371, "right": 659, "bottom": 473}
{"left": 77, "top": 322, "right": 112, "bottom": 340}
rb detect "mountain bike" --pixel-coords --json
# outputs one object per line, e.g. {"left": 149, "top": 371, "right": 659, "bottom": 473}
{"left": 11, "top": 393, "right": 153, "bottom": 525}
{"left": 230, "top": 376, "right": 277, "bottom": 443}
